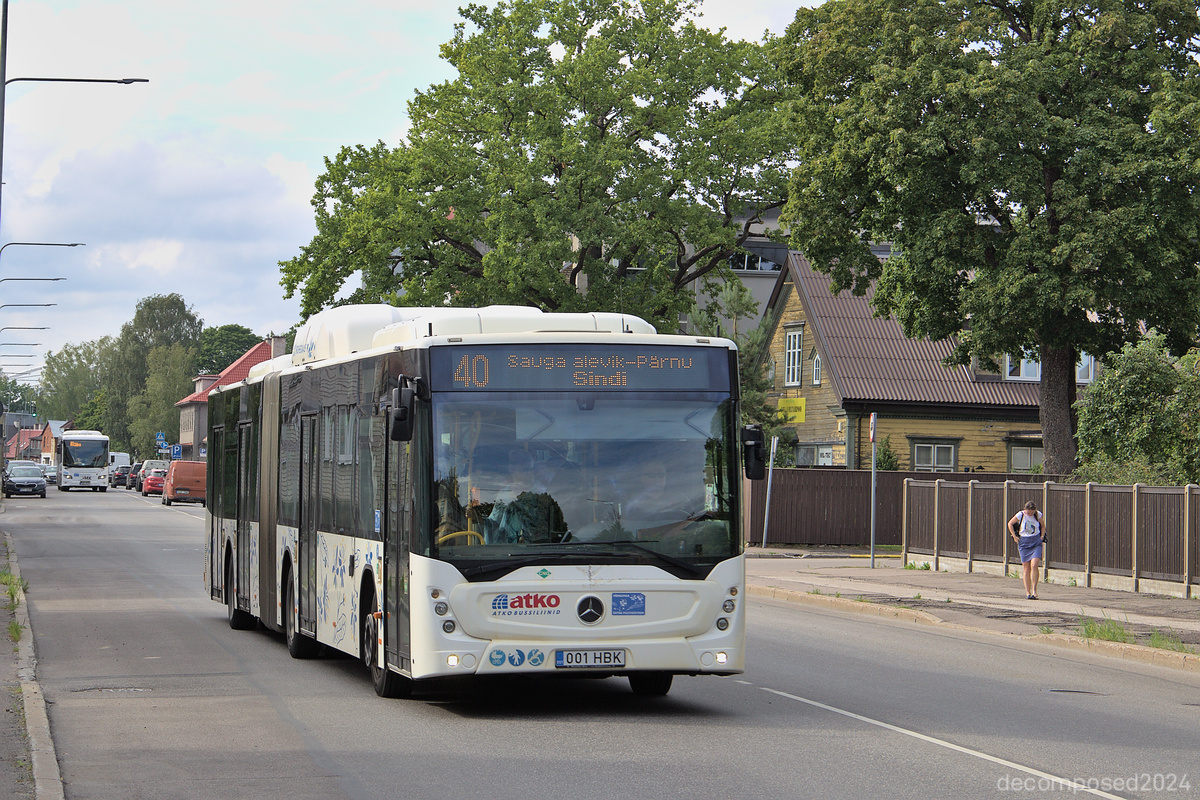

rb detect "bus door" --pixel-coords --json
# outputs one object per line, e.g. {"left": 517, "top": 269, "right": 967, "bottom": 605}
{"left": 235, "top": 423, "right": 254, "bottom": 613}
{"left": 384, "top": 434, "right": 412, "bottom": 670}
{"left": 209, "top": 426, "right": 225, "bottom": 601}
{"left": 298, "top": 414, "right": 319, "bottom": 636}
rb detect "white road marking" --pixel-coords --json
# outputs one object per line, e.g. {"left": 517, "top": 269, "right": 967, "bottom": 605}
{"left": 760, "top": 686, "right": 1126, "bottom": 800}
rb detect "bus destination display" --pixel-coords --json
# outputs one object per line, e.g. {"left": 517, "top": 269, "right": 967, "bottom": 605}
{"left": 431, "top": 345, "right": 727, "bottom": 392}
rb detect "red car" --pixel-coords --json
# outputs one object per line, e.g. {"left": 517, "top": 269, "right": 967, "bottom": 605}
{"left": 142, "top": 468, "right": 167, "bottom": 496}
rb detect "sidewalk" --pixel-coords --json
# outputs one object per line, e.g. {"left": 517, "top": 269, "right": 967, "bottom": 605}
{"left": 746, "top": 547, "right": 1200, "bottom": 673}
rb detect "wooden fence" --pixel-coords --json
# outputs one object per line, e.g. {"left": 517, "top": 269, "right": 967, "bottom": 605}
{"left": 903, "top": 479, "right": 1199, "bottom": 597}
{"left": 746, "top": 468, "right": 1054, "bottom": 548}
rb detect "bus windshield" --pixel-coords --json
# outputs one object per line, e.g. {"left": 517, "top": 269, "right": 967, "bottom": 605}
{"left": 430, "top": 390, "right": 739, "bottom": 578}
{"left": 62, "top": 440, "right": 109, "bottom": 469}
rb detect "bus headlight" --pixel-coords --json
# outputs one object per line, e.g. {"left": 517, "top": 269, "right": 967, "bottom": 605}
{"left": 715, "top": 652, "right": 728, "bottom": 665}
{"left": 442, "top": 620, "right": 456, "bottom": 634}
{"left": 434, "top": 601, "right": 449, "bottom": 616}
{"left": 716, "top": 617, "right": 729, "bottom": 631}
{"left": 722, "top": 599, "right": 736, "bottom": 613}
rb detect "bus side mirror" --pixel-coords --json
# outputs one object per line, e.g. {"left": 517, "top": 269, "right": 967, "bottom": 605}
{"left": 389, "top": 386, "right": 416, "bottom": 442}
{"left": 742, "top": 425, "right": 766, "bottom": 480}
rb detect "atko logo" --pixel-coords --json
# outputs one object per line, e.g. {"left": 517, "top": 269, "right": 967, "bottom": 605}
{"left": 490, "top": 593, "right": 562, "bottom": 616}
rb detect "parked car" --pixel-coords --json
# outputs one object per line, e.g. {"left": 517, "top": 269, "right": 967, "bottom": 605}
{"left": 110, "top": 465, "right": 131, "bottom": 488}
{"left": 126, "top": 462, "right": 142, "bottom": 489}
{"left": 4, "top": 464, "right": 47, "bottom": 498}
{"left": 162, "top": 460, "right": 206, "bottom": 506}
{"left": 141, "top": 468, "right": 167, "bottom": 496}
{"left": 135, "top": 459, "right": 169, "bottom": 492}
{"left": 41, "top": 464, "right": 57, "bottom": 485}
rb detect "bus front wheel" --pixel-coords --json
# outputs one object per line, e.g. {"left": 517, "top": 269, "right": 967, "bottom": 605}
{"left": 362, "top": 592, "right": 411, "bottom": 699}
{"left": 628, "top": 672, "right": 673, "bottom": 697}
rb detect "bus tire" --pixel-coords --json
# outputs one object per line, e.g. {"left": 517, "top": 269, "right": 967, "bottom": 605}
{"left": 362, "top": 590, "right": 411, "bottom": 699}
{"left": 225, "top": 558, "right": 255, "bottom": 630}
{"left": 628, "top": 672, "right": 673, "bottom": 697}
{"left": 100, "top": 487, "right": 107, "bottom": 493}
{"left": 283, "top": 572, "right": 319, "bottom": 659}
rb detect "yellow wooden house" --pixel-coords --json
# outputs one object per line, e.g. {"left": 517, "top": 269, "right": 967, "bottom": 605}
{"left": 760, "top": 252, "right": 1092, "bottom": 473}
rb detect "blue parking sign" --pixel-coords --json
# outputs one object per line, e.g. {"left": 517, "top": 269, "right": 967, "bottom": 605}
{"left": 171, "top": 444, "right": 182, "bottom": 460}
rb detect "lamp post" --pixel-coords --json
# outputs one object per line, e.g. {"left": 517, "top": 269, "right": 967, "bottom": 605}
{"left": 0, "top": 241, "right": 84, "bottom": 260}
{"left": 0, "top": 277, "right": 65, "bottom": 285}
{"left": 0, "top": 303, "right": 53, "bottom": 310}
{"left": 0, "top": 0, "right": 148, "bottom": 226}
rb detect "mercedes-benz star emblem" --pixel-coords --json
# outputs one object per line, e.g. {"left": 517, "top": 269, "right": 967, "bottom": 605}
{"left": 577, "top": 596, "right": 604, "bottom": 625}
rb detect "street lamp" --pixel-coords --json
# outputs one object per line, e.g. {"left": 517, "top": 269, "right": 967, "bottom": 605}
{"left": 0, "top": 242, "right": 84, "bottom": 261}
{"left": 0, "top": 303, "right": 53, "bottom": 310}
{"left": 0, "top": 277, "right": 65, "bottom": 285}
{"left": 0, "top": 0, "right": 149, "bottom": 225}
{"left": 0, "top": 326, "right": 46, "bottom": 334}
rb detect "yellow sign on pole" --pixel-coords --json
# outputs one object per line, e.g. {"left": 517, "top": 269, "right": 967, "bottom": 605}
{"left": 778, "top": 397, "right": 805, "bottom": 423}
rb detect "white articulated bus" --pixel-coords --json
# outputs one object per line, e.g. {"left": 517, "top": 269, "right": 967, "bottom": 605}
{"left": 58, "top": 430, "right": 110, "bottom": 491}
{"left": 205, "top": 305, "right": 765, "bottom": 698}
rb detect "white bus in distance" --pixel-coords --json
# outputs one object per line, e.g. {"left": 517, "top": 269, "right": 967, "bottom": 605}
{"left": 206, "top": 304, "right": 767, "bottom": 699}
{"left": 59, "top": 430, "right": 111, "bottom": 491}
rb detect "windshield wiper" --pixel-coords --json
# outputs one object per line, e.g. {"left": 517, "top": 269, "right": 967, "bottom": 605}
{"left": 601, "top": 540, "right": 708, "bottom": 577}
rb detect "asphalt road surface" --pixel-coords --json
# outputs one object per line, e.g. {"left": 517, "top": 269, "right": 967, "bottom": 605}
{"left": 6, "top": 489, "right": 1200, "bottom": 800}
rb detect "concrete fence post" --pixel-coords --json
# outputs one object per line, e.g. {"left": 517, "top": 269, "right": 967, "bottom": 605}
{"left": 1132, "top": 483, "right": 1143, "bottom": 593}
{"left": 1085, "top": 482, "right": 1094, "bottom": 588}
{"left": 967, "top": 480, "right": 976, "bottom": 573}
{"left": 1185, "top": 485, "right": 1196, "bottom": 600}
{"left": 933, "top": 479, "right": 942, "bottom": 572}
{"left": 1002, "top": 480, "right": 1013, "bottom": 577}
{"left": 1042, "top": 480, "right": 1053, "bottom": 582}
{"left": 901, "top": 478, "right": 909, "bottom": 566}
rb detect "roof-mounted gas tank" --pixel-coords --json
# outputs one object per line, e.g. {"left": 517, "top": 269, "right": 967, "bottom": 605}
{"left": 291, "top": 304, "right": 657, "bottom": 365}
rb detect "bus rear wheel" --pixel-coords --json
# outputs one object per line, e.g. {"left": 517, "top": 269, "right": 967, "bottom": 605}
{"left": 362, "top": 595, "right": 411, "bottom": 698}
{"left": 225, "top": 559, "right": 255, "bottom": 630}
{"left": 628, "top": 672, "right": 673, "bottom": 697}
{"left": 283, "top": 573, "right": 319, "bottom": 659}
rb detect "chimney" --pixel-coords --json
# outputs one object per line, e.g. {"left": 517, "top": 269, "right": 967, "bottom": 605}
{"left": 270, "top": 335, "right": 287, "bottom": 358}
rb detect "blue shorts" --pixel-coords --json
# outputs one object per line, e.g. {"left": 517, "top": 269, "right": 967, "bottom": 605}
{"left": 1018, "top": 537, "right": 1043, "bottom": 563}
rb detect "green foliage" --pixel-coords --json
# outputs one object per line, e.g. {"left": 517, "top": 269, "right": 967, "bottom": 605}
{"left": 126, "top": 344, "right": 198, "bottom": 459}
{"left": 280, "top": 0, "right": 793, "bottom": 333}
{"left": 1148, "top": 629, "right": 1197, "bottom": 654}
{"left": 874, "top": 435, "right": 899, "bottom": 471}
{"left": 778, "top": 0, "right": 1200, "bottom": 475}
{"left": 105, "top": 295, "right": 202, "bottom": 451}
{"left": 1076, "top": 615, "right": 1133, "bottom": 644}
{"left": 198, "top": 325, "right": 262, "bottom": 374}
{"left": 72, "top": 389, "right": 109, "bottom": 433}
{"left": 0, "top": 374, "right": 37, "bottom": 415}
{"left": 38, "top": 337, "right": 113, "bottom": 422}
{"left": 1073, "top": 332, "right": 1200, "bottom": 484}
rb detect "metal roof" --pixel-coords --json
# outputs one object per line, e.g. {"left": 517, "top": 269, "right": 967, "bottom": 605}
{"left": 786, "top": 253, "right": 1041, "bottom": 409}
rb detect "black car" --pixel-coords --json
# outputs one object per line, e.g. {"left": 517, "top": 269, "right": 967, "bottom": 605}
{"left": 4, "top": 465, "right": 47, "bottom": 498}
{"left": 111, "top": 465, "right": 131, "bottom": 487}
{"left": 126, "top": 462, "right": 141, "bottom": 490}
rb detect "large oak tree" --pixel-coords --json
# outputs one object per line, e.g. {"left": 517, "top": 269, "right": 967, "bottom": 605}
{"left": 280, "top": 0, "right": 793, "bottom": 332}
{"left": 778, "top": 0, "right": 1200, "bottom": 474}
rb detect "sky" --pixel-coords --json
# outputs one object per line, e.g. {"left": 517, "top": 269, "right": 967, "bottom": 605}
{"left": 0, "top": 0, "right": 802, "bottom": 384}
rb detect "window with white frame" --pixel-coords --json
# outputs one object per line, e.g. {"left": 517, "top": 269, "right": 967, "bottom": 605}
{"left": 812, "top": 352, "right": 822, "bottom": 386}
{"left": 913, "top": 442, "right": 956, "bottom": 472}
{"left": 784, "top": 328, "right": 803, "bottom": 386}
{"left": 1006, "top": 353, "right": 1096, "bottom": 383}
{"left": 1010, "top": 444, "right": 1044, "bottom": 473}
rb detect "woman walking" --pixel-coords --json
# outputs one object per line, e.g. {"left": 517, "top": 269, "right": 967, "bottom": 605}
{"left": 1008, "top": 501, "right": 1046, "bottom": 599}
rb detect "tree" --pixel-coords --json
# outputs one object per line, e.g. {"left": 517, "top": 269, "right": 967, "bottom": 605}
{"left": 199, "top": 324, "right": 262, "bottom": 374}
{"left": 778, "top": 0, "right": 1200, "bottom": 475}
{"left": 280, "top": 0, "right": 793, "bottom": 332}
{"left": 105, "top": 295, "right": 202, "bottom": 451}
{"left": 126, "top": 344, "right": 197, "bottom": 459}
{"left": 38, "top": 338, "right": 113, "bottom": 422}
{"left": 1074, "top": 332, "right": 1200, "bottom": 484}
{"left": 0, "top": 373, "right": 37, "bottom": 416}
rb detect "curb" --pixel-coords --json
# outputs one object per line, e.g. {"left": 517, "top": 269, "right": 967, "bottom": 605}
{"left": 748, "top": 581, "right": 1200, "bottom": 674}
{"left": 6, "top": 533, "right": 64, "bottom": 800}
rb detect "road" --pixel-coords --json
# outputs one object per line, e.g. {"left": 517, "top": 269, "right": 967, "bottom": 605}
{"left": 5, "top": 489, "right": 1200, "bottom": 800}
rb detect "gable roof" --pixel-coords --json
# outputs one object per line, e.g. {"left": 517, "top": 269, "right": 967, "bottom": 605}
{"left": 777, "top": 252, "right": 1040, "bottom": 409}
{"left": 176, "top": 340, "right": 276, "bottom": 407}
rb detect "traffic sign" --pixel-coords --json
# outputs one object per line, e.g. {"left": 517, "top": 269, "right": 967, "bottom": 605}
{"left": 171, "top": 444, "right": 182, "bottom": 460}
{"left": 155, "top": 431, "right": 166, "bottom": 444}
